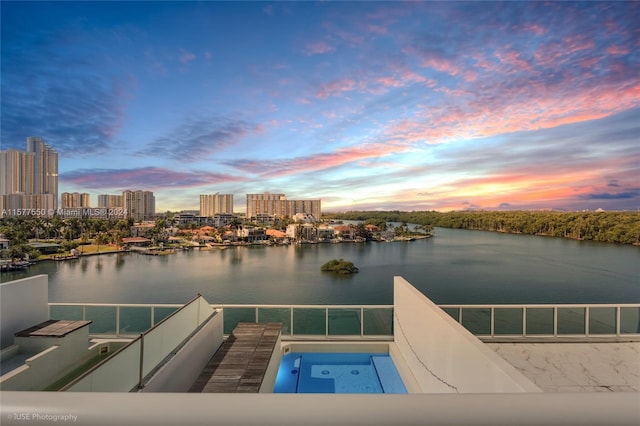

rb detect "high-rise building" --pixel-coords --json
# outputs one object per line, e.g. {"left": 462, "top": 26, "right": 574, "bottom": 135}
{"left": 26, "top": 137, "right": 58, "bottom": 209}
{"left": 61, "top": 192, "right": 90, "bottom": 208}
{"left": 200, "top": 193, "right": 234, "bottom": 217}
{"left": 0, "top": 149, "right": 34, "bottom": 195}
{"left": 122, "top": 190, "right": 155, "bottom": 221}
{"left": 246, "top": 193, "right": 286, "bottom": 219}
{"left": 246, "top": 192, "right": 321, "bottom": 220}
{"left": 98, "top": 194, "right": 123, "bottom": 208}
{"left": 0, "top": 137, "right": 58, "bottom": 212}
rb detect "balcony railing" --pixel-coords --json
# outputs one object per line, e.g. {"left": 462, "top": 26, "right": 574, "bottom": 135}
{"left": 440, "top": 303, "right": 640, "bottom": 340}
{"left": 49, "top": 303, "right": 395, "bottom": 339}
{"left": 49, "top": 302, "right": 640, "bottom": 341}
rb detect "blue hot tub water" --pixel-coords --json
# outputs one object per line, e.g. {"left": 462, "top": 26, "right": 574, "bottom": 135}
{"left": 273, "top": 352, "right": 407, "bottom": 394}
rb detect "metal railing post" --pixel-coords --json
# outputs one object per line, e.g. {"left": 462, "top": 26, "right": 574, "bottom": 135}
{"left": 585, "top": 306, "right": 590, "bottom": 337}
{"left": 360, "top": 307, "right": 364, "bottom": 337}
{"left": 116, "top": 306, "right": 121, "bottom": 337}
{"left": 553, "top": 307, "right": 558, "bottom": 337}
{"left": 325, "top": 307, "right": 329, "bottom": 338}
{"left": 522, "top": 307, "right": 527, "bottom": 337}
{"left": 290, "top": 308, "right": 294, "bottom": 337}
{"left": 490, "top": 307, "right": 495, "bottom": 337}
{"left": 138, "top": 333, "right": 145, "bottom": 390}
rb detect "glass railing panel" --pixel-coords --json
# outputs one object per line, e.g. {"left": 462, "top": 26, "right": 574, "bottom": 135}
{"left": 620, "top": 307, "right": 640, "bottom": 334}
{"left": 363, "top": 308, "right": 393, "bottom": 335}
{"left": 557, "top": 307, "right": 585, "bottom": 335}
{"left": 525, "top": 308, "right": 554, "bottom": 335}
{"left": 442, "top": 307, "right": 459, "bottom": 322}
{"left": 119, "top": 307, "right": 152, "bottom": 335}
{"left": 494, "top": 308, "right": 523, "bottom": 335}
{"left": 328, "top": 308, "right": 361, "bottom": 335}
{"left": 153, "top": 307, "right": 178, "bottom": 325}
{"left": 50, "top": 305, "right": 83, "bottom": 321}
{"left": 588, "top": 307, "right": 616, "bottom": 335}
{"left": 461, "top": 308, "right": 491, "bottom": 335}
{"left": 257, "top": 308, "right": 291, "bottom": 335}
{"left": 223, "top": 308, "right": 256, "bottom": 334}
{"left": 84, "top": 306, "right": 117, "bottom": 334}
{"left": 292, "top": 308, "right": 326, "bottom": 336}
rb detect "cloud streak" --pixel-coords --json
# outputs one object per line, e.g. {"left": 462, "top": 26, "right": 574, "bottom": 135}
{"left": 61, "top": 167, "right": 246, "bottom": 191}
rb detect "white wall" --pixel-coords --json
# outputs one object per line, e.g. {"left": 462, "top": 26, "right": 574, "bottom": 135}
{"left": 393, "top": 276, "right": 541, "bottom": 393}
{"left": 0, "top": 275, "right": 49, "bottom": 349}
{"left": 141, "top": 311, "right": 223, "bottom": 392}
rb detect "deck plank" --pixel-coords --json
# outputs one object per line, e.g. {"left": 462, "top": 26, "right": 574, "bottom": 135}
{"left": 189, "top": 322, "right": 281, "bottom": 393}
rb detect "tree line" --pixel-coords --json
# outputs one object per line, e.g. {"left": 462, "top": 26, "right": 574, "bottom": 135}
{"left": 323, "top": 210, "right": 640, "bottom": 245}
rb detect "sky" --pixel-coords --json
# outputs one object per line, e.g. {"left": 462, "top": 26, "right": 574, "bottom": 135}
{"left": 1, "top": 1, "right": 639, "bottom": 213}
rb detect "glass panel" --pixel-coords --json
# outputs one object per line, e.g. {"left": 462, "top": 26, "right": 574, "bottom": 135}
{"left": 588, "top": 307, "right": 616, "bottom": 335}
{"left": 50, "top": 305, "right": 83, "bottom": 321}
{"left": 620, "top": 307, "right": 640, "bottom": 334}
{"left": 442, "top": 307, "right": 459, "bottom": 322}
{"left": 223, "top": 308, "right": 256, "bottom": 334}
{"left": 293, "top": 308, "right": 326, "bottom": 336}
{"left": 328, "top": 308, "right": 361, "bottom": 335}
{"left": 154, "top": 307, "right": 178, "bottom": 325}
{"left": 258, "top": 308, "right": 291, "bottom": 335}
{"left": 363, "top": 308, "right": 393, "bottom": 335}
{"left": 494, "top": 308, "right": 523, "bottom": 335}
{"left": 526, "top": 308, "right": 554, "bottom": 335}
{"left": 119, "top": 307, "right": 152, "bottom": 334}
{"left": 85, "top": 306, "right": 117, "bottom": 334}
{"left": 557, "top": 308, "right": 585, "bottom": 335}
{"left": 461, "top": 308, "right": 491, "bottom": 335}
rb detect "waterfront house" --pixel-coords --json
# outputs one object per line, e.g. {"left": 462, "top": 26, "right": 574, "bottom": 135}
{"left": 333, "top": 225, "right": 355, "bottom": 241}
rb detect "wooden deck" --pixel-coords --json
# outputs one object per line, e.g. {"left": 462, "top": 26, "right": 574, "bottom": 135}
{"left": 189, "top": 322, "right": 281, "bottom": 393}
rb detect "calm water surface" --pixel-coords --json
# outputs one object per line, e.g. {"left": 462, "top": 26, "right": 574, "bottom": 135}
{"left": 5, "top": 228, "right": 639, "bottom": 305}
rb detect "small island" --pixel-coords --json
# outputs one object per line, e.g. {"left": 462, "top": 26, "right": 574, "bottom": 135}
{"left": 321, "top": 258, "right": 359, "bottom": 275}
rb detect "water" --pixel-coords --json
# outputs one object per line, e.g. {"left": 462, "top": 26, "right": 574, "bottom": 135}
{"left": 4, "top": 227, "right": 639, "bottom": 305}
{"left": 274, "top": 353, "right": 407, "bottom": 394}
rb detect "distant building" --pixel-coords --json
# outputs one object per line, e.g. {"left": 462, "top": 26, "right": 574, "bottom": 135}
{"left": 246, "top": 192, "right": 286, "bottom": 219}
{"left": 246, "top": 192, "right": 321, "bottom": 220}
{"left": 122, "top": 190, "right": 155, "bottom": 221}
{"left": 61, "top": 192, "right": 90, "bottom": 208}
{"left": 98, "top": 194, "right": 123, "bottom": 208}
{"left": 0, "top": 137, "right": 58, "bottom": 212}
{"left": 200, "top": 193, "right": 233, "bottom": 217}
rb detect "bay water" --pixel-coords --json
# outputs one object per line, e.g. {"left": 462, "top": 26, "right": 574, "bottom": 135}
{"left": 5, "top": 227, "right": 639, "bottom": 305}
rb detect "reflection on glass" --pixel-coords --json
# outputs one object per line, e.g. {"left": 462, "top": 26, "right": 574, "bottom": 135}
{"left": 461, "top": 308, "right": 491, "bottom": 335}
{"left": 526, "top": 308, "right": 554, "bottom": 335}
{"left": 494, "top": 308, "right": 523, "bottom": 335}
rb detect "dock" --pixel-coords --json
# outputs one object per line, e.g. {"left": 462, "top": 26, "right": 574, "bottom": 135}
{"left": 189, "top": 322, "right": 281, "bottom": 393}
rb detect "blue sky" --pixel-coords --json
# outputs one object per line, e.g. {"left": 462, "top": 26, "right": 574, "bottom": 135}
{"left": 2, "top": 1, "right": 639, "bottom": 212}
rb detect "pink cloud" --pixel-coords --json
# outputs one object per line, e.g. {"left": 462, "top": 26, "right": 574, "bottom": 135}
{"left": 229, "top": 141, "right": 412, "bottom": 178}
{"left": 304, "top": 41, "right": 336, "bottom": 56}
{"left": 179, "top": 50, "right": 196, "bottom": 64}
{"left": 606, "top": 45, "right": 630, "bottom": 55}
{"left": 315, "top": 78, "right": 359, "bottom": 99}
{"left": 62, "top": 167, "right": 246, "bottom": 190}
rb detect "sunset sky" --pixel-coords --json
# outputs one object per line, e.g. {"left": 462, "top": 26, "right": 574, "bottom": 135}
{"left": 2, "top": 1, "right": 639, "bottom": 213}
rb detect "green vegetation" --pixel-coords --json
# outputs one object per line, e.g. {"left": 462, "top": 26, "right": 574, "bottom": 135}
{"left": 323, "top": 210, "right": 640, "bottom": 245}
{"left": 321, "top": 258, "right": 359, "bottom": 274}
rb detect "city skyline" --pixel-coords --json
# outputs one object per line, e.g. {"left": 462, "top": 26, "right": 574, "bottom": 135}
{"left": 1, "top": 2, "right": 639, "bottom": 213}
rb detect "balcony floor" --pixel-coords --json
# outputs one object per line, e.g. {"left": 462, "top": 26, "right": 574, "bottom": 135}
{"left": 488, "top": 342, "right": 640, "bottom": 392}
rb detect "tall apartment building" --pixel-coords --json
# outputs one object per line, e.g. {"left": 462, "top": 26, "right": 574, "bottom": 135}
{"left": 0, "top": 137, "right": 58, "bottom": 212}
{"left": 200, "top": 193, "right": 234, "bottom": 217}
{"left": 61, "top": 192, "right": 90, "bottom": 208}
{"left": 286, "top": 199, "right": 321, "bottom": 221}
{"left": 246, "top": 192, "right": 321, "bottom": 220}
{"left": 246, "top": 193, "right": 286, "bottom": 219}
{"left": 122, "top": 190, "right": 155, "bottom": 221}
{"left": 98, "top": 194, "right": 124, "bottom": 208}
{"left": 26, "top": 137, "right": 58, "bottom": 203}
